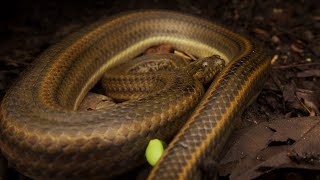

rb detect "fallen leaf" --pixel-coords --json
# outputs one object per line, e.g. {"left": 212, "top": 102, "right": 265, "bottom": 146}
{"left": 144, "top": 44, "right": 174, "bottom": 54}
{"left": 219, "top": 116, "right": 320, "bottom": 179}
{"left": 295, "top": 89, "right": 320, "bottom": 116}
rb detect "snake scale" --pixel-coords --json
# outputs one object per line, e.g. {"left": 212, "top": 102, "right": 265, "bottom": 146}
{"left": 0, "top": 10, "right": 271, "bottom": 179}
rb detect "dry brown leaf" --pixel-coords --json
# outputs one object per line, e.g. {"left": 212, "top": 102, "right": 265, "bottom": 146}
{"left": 295, "top": 89, "right": 320, "bottom": 116}
{"left": 219, "top": 117, "right": 320, "bottom": 179}
{"left": 144, "top": 44, "right": 173, "bottom": 54}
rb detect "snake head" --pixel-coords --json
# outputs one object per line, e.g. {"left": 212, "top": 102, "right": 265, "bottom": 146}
{"left": 186, "top": 55, "right": 225, "bottom": 85}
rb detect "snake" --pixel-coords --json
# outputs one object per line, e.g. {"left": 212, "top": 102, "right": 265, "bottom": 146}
{"left": 102, "top": 53, "right": 223, "bottom": 102}
{"left": 0, "top": 10, "right": 271, "bottom": 179}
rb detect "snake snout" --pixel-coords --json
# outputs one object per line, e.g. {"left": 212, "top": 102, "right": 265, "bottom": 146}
{"left": 192, "top": 55, "right": 225, "bottom": 85}
{"left": 201, "top": 55, "right": 225, "bottom": 68}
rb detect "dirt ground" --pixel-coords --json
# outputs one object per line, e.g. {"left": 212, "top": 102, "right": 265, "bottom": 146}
{"left": 0, "top": 0, "right": 319, "bottom": 179}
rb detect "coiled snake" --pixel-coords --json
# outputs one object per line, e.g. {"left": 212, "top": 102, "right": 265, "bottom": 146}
{"left": 0, "top": 10, "right": 271, "bottom": 179}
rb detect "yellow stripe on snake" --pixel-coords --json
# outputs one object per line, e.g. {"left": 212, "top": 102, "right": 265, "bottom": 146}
{"left": 0, "top": 10, "right": 271, "bottom": 179}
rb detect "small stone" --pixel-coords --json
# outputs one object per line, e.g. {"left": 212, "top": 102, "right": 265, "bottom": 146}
{"left": 271, "top": 35, "right": 280, "bottom": 44}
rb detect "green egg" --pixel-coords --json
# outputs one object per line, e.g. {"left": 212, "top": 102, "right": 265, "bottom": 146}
{"left": 145, "top": 139, "right": 166, "bottom": 166}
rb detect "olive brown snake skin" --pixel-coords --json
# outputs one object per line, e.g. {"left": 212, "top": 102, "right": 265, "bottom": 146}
{"left": 0, "top": 10, "right": 271, "bottom": 179}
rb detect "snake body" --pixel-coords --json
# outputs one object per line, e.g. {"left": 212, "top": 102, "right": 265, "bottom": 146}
{"left": 102, "top": 54, "right": 190, "bottom": 102}
{"left": 0, "top": 11, "right": 271, "bottom": 179}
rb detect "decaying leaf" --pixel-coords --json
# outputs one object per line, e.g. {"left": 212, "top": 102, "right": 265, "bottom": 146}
{"left": 269, "top": 63, "right": 320, "bottom": 117}
{"left": 219, "top": 116, "right": 320, "bottom": 179}
{"left": 144, "top": 44, "right": 174, "bottom": 54}
{"left": 295, "top": 88, "right": 320, "bottom": 116}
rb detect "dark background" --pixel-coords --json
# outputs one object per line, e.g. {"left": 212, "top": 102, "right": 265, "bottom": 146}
{"left": 0, "top": 0, "right": 319, "bottom": 179}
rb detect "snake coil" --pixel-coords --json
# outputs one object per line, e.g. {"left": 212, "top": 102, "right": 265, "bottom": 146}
{"left": 0, "top": 10, "right": 271, "bottom": 179}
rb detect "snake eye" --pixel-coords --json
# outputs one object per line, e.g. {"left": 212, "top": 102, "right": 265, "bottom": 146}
{"left": 202, "top": 61, "right": 208, "bottom": 68}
